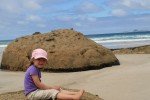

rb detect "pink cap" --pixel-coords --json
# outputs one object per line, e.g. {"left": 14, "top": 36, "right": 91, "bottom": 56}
{"left": 31, "top": 48, "right": 48, "bottom": 60}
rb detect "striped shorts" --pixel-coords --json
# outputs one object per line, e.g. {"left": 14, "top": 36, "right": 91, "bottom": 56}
{"left": 27, "top": 89, "right": 59, "bottom": 100}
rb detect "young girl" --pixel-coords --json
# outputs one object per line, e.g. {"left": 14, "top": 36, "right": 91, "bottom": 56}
{"left": 24, "top": 48, "right": 84, "bottom": 100}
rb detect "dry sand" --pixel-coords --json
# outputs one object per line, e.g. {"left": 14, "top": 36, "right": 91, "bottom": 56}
{"left": 0, "top": 54, "right": 150, "bottom": 100}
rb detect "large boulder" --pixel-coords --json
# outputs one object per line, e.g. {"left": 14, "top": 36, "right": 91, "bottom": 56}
{"left": 1, "top": 29, "right": 119, "bottom": 71}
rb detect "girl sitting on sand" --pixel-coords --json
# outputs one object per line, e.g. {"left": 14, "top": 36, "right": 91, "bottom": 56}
{"left": 24, "top": 48, "right": 84, "bottom": 100}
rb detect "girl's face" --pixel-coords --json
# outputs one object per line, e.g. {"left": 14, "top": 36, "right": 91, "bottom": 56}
{"left": 33, "top": 58, "right": 47, "bottom": 68}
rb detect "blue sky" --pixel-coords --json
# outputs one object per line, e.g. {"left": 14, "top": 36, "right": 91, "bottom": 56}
{"left": 0, "top": 0, "right": 150, "bottom": 40}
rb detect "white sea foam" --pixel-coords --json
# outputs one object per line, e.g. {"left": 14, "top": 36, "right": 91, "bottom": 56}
{"left": 91, "top": 38, "right": 150, "bottom": 43}
{"left": 0, "top": 45, "right": 8, "bottom": 48}
{"left": 89, "top": 34, "right": 150, "bottom": 43}
{"left": 99, "top": 39, "right": 150, "bottom": 49}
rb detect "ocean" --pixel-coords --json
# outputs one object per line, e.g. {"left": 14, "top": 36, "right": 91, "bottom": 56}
{"left": 0, "top": 31, "right": 150, "bottom": 50}
{"left": 86, "top": 31, "right": 150, "bottom": 49}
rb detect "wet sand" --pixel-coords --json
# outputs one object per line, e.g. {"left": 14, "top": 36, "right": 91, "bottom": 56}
{"left": 0, "top": 54, "right": 150, "bottom": 100}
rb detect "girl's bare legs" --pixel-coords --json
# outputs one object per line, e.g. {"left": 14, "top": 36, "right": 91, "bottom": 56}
{"left": 56, "top": 89, "right": 84, "bottom": 100}
{"left": 60, "top": 89, "right": 82, "bottom": 95}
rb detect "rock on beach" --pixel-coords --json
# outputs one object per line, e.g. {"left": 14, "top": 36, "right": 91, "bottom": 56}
{"left": 1, "top": 29, "right": 119, "bottom": 72}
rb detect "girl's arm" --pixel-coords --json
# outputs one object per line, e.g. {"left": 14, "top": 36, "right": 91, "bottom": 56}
{"left": 31, "top": 75, "right": 52, "bottom": 90}
{"left": 31, "top": 75, "right": 61, "bottom": 90}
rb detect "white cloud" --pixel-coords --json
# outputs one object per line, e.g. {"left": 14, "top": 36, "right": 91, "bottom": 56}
{"left": 16, "top": 15, "right": 45, "bottom": 28}
{"left": 107, "top": 0, "right": 150, "bottom": 16}
{"left": 87, "top": 17, "right": 97, "bottom": 22}
{"left": 0, "top": 0, "right": 41, "bottom": 14}
{"left": 121, "top": 0, "right": 135, "bottom": 8}
{"left": 55, "top": 16, "right": 73, "bottom": 22}
{"left": 37, "top": 24, "right": 46, "bottom": 28}
{"left": 108, "top": 0, "right": 150, "bottom": 10}
{"left": 0, "top": 0, "right": 21, "bottom": 13}
{"left": 17, "top": 21, "right": 28, "bottom": 25}
{"left": 75, "top": 22, "right": 82, "bottom": 27}
{"left": 138, "top": 0, "right": 150, "bottom": 9}
{"left": 23, "top": 0, "right": 41, "bottom": 10}
{"left": 24, "top": 14, "right": 46, "bottom": 28}
{"left": 111, "top": 9, "right": 128, "bottom": 16}
{"left": 26, "top": 15, "right": 42, "bottom": 22}
{"left": 77, "top": 15, "right": 97, "bottom": 22}
{"left": 120, "top": 0, "right": 148, "bottom": 9}
{"left": 76, "top": 1, "right": 101, "bottom": 13}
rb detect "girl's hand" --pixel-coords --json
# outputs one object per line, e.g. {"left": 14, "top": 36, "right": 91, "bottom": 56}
{"left": 52, "top": 86, "right": 61, "bottom": 90}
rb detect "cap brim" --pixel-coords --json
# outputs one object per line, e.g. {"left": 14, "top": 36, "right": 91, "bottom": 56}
{"left": 34, "top": 55, "right": 48, "bottom": 60}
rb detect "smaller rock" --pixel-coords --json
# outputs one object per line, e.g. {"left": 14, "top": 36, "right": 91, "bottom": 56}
{"left": 33, "top": 32, "right": 41, "bottom": 35}
{"left": 70, "top": 28, "right": 74, "bottom": 30}
{"left": 112, "top": 45, "right": 150, "bottom": 54}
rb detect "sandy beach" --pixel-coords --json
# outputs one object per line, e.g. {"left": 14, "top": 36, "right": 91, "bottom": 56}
{"left": 0, "top": 54, "right": 150, "bottom": 100}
